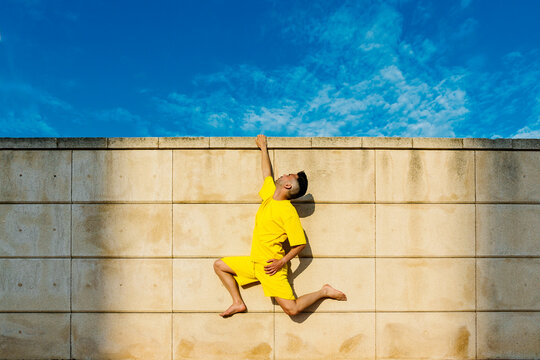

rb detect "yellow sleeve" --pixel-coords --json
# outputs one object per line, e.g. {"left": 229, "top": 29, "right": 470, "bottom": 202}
{"left": 258, "top": 176, "right": 276, "bottom": 200}
{"left": 284, "top": 214, "right": 306, "bottom": 247}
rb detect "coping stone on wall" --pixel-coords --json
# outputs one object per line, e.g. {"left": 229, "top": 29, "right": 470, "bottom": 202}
{"left": 0, "top": 137, "right": 539, "bottom": 149}
{"left": 209, "top": 137, "right": 311, "bottom": 148}
{"left": 512, "top": 138, "right": 540, "bottom": 150}
{"left": 268, "top": 137, "right": 312, "bottom": 148}
{"left": 209, "top": 137, "right": 257, "bottom": 148}
{"left": 57, "top": 137, "right": 107, "bottom": 149}
{"left": 463, "top": 138, "right": 513, "bottom": 149}
{"left": 108, "top": 137, "right": 159, "bottom": 148}
{"left": 363, "top": 137, "right": 413, "bottom": 148}
{"left": 0, "top": 137, "right": 57, "bottom": 149}
{"left": 413, "top": 137, "right": 463, "bottom": 149}
{"left": 158, "top": 137, "right": 209, "bottom": 148}
{"left": 311, "top": 137, "right": 363, "bottom": 148}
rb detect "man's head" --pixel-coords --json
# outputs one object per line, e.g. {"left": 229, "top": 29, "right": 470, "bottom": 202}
{"left": 276, "top": 171, "right": 308, "bottom": 200}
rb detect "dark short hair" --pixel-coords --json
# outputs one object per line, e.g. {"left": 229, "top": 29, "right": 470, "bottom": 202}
{"left": 290, "top": 171, "right": 308, "bottom": 199}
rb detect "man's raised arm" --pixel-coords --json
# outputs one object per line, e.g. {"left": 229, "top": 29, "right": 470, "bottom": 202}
{"left": 256, "top": 134, "right": 273, "bottom": 180}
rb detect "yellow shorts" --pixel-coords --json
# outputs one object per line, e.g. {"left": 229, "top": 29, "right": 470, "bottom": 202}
{"left": 221, "top": 256, "right": 295, "bottom": 300}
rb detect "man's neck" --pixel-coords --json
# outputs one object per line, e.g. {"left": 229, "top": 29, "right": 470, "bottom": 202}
{"left": 272, "top": 189, "right": 289, "bottom": 201}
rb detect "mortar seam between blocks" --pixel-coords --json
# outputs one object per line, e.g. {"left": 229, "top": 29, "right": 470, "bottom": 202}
{"left": 70, "top": 149, "right": 73, "bottom": 360}
{"left": 7, "top": 201, "right": 540, "bottom": 205}
{"left": 474, "top": 150, "right": 478, "bottom": 360}
{"left": 171, "top": 149, "right": 174, "bottom": 360}
{"left": 4, "top": 201, "right": 540, "bottom": 205}
{"left": 272, "top": 148, "right": 276, "bottom": 360}
{"left": 2, "top": 310, "right": 539, "bottom": 314}
{"left": 374, "top": 149, "right": 377, "bottom": 360}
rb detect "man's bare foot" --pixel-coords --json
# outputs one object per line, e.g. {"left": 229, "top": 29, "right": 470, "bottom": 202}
{"left": 322, "top": 284, "right": 347, "bottom": 301}
{"left": 219, "top": 302, "right": 247, "bottom": 318}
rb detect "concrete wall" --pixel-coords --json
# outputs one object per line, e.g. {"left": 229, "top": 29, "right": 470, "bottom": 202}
{"left": 0, "top": 136, "right": 539, "bottom": 360}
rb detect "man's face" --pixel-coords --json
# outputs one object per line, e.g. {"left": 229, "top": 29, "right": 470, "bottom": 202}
{"left": 276, "top": 173, "right": 298, "bottom": 188}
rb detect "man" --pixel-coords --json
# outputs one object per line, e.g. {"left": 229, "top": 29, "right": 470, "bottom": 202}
{"left": 213, "top": 134, "right": 347, "bottom": 317}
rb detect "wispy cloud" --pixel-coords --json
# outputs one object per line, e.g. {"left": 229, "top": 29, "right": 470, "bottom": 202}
{"left": 0, "top": 80, "right": 152, "bottom": 137}
{"left": 513, "top": 97, "right": 540, "bottom": 138}
{"left": 150, "top": 1, "right": 473, "bottom": 137}
{"left": 3, "top": 0, "right": 539, "bottom": 138}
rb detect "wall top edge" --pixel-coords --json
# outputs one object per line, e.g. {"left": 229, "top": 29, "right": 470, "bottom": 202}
{"left": 0, "top": 137, "right": 538, "bottom": 150}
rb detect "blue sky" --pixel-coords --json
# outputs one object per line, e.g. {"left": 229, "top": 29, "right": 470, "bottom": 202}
{"left": 1, "top": 0, "right": 539, "bottom": 138}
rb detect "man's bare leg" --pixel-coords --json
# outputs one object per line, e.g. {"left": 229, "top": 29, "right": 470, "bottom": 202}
{"left": 213, "top": 259, "right": 247, "bottom": 317}
{"left": 275, "top": 284, "right": 347, "bottom": 316}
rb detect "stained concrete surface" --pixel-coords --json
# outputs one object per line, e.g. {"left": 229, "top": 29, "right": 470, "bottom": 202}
{"left": 0, "top": 137, "right": 538, "bottom": 360}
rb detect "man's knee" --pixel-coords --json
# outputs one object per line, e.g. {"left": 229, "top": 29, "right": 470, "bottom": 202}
{"left": 213, "top": 259, "right": 225, "bottom": 272}
{"left": 282, "top": 304, "right": 299, "bottom": 316}
{"left": 277, "top": 300, "right": 299, "bottom": 316}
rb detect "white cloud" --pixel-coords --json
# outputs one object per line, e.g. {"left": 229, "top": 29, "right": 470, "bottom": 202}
{"left": 0, "top": 110, "right": 59, "bottom": 137}
{"left": 148, "top": 1, "right": 474, "bottom": 137}
{"left": 0, "top": 80, "right": 154, "bottom": 137}
{"left": 513, "top": 97, "right": 540, "bottom": 138}
{"left": 145, "top": 1, "right": 539, "bottom": 139}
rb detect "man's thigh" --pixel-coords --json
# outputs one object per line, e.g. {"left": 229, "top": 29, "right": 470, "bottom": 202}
{"left": 215, "top": 258, "right": 237, "bottom": 275}
{"left": 222, "top": 256, "right": 258, "bottom": 286}
{"left": 255, "top": 265, "right": 295, "bottom": 300}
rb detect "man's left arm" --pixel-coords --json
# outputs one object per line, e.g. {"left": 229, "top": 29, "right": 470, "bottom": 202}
{"left": 264, "top": 244, "right": 306, "bottom": 275}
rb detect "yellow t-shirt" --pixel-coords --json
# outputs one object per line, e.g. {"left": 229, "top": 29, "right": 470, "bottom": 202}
{"left": 250, "top": 176, "right": 306, "bottom": 264}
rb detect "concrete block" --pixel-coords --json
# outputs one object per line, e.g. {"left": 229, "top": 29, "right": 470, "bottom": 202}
{"left": 477, "top": 312, "right": 540, "bottom": 359}
{"left": 512, "top": 138, "right": 540, "bottom": 149}
{"left": 0, "top": 259, "right": 70, "bottom": 311}
{"left": 376, "top": 150, "right": 475, "bottom": 202}
{"left": 275, "top": 149, "right": 375, "bottom": 202}
{"left": 476, "top": 151, "right": 540, "bottom": 202}
{"left": 173, "top": 150, "right": 263, "bottom": 202}
{"left": 0, "top": 137, "right": 56, "bottom": 149}
{"left": 298, "top": 204, "right": 374, "bottom": 257}
{"left": 159, "top": 137, "right": 209, "bottom": 148}
{"left": 173, "top": 204, "right": 258, "bottom": 257}
{"left": 311, "top": 137, "right": 363, "bottom": 148}
{"left": 277, "top": 258, "right": 374, "bottom": 312}
{"left": 0, "top": 313, "right": 70, "bottom": 359}
{"left": 57, "top": 137, "right": 107, "bottom": 148}
{"left": 73, "top": 150, "right": 172, "bottom": 201}
{"left": 173, "top": 204, "right": 374, "bottom": 258}
{"left": 72, "top": 313, "right": 171, "bottom": 360}
{"left": 0, "top": 150, "right": 71, "bottom": 202}
{"left": 376, "top": 204, "right": 475, "bottom": 256}
{"left": 0, "top": 204, "right": 70, "bottom": 256}
{"left": 363, "top": 137, "right": 412, "bottom": 148}
{"left": 377, "top": 312, "right": 476, "bottom": 359}
{"left": 72, "top": 259, "right": 172, "bottom": 311}
{"left": 209, "top": 137, "right": 258, "bottom": 148}
{"left": 462, "top": 138, "right": 512, "bottom": 149}
{"left": 274, "top": 313, "right": 375, "bottom": 360}
{"left": 108, "top": 137, "right": 159, "bottom": 148}
{"left": 173, "top": 259, "right": 273, "bottom": 312}
{"left": 377, "top": 258, "right": 475, "bottom": 311}
{"left": 267, "top": 137, "right": 312, "bottom": 148}
{"left": 413, "top": 137, "right": 463, "bottom": 149}
{"left": 477, "top": 258, "right": 540, "bottom": 310}
{"left": 173, "top": 313, "right": 273, "bottom": 360}
{"left": 73, "top": 204, "right": 172, "bottom": 257}
{"left": 477, "top": 204, "right": 540, "bottom": 256}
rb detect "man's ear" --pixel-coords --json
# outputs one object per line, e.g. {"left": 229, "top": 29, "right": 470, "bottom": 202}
{"left": 284, "top": 182, "right": 292, "bottom": 190}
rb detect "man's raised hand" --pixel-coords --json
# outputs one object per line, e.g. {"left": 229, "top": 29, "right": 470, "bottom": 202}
{"left": 256, "top": 134, "right": 267, "bottom": 149}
